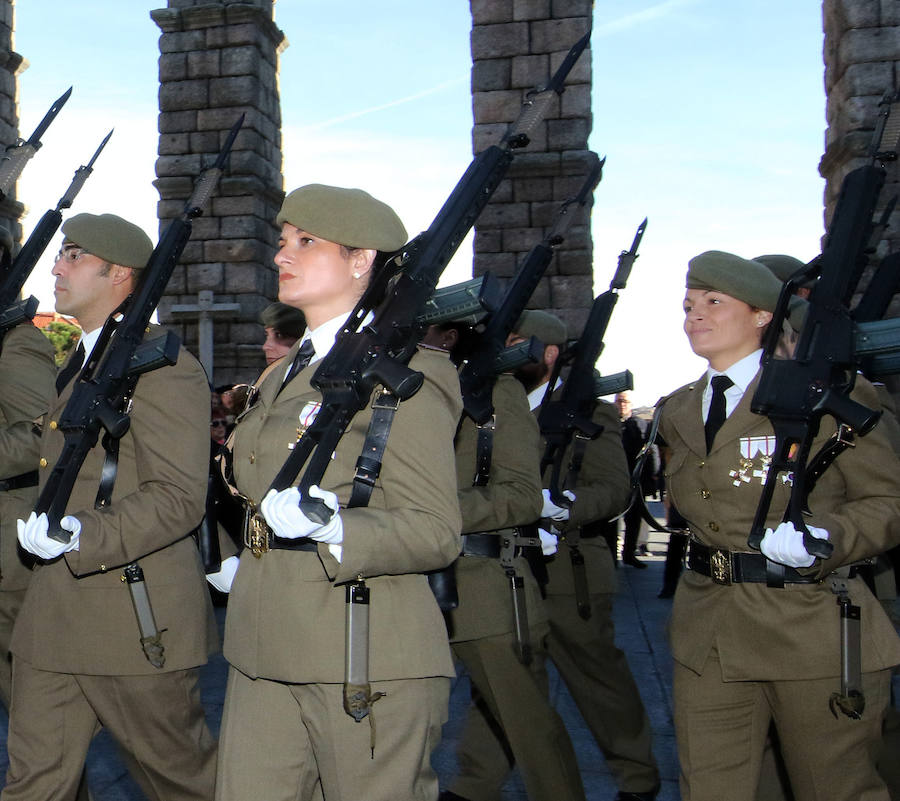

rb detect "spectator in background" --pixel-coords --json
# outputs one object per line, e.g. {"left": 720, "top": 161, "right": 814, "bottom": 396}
{"left": 615, "top": 391, "right": 659, "bottom": 568}
{"left": 260, "top": 301, "right": 306, "bottom": 365}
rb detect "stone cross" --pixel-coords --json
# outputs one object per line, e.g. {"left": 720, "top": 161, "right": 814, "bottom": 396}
{"left": 170, "top": 289, "right": 240, "bottom": 382}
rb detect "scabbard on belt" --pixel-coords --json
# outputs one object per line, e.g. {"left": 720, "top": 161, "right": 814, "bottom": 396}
{"left": 123, "top": 563, "right": 166, "bottom": 669}
{"left": 344, "top": 580, "right": 385, "bottom": 756}
{"left": 561, "top": 528, "right": 591, "bottom": 619}
{"left": 499, "top": 531, "right": 537, "bottom": 665}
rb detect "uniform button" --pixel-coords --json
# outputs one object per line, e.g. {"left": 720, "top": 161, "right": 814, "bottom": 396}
{"left": 698, "top": 460, "right": 705, "bottom": 467}
{"left": 708, "top": 521, "right": 719, "bottom": 532}
{"left": 100, "top": 564, "right": 108, "bottom": 572}
{"left": 49, "top": 420, "right": 58, "bottom": 430}
{"left": 249, "top": 453, "right": 256, "bottom": 464}
{"left": 39, "top": 458, "right": 48, "bottom": 468}
{"left": 700, "top": 489, "right": 711, "bottom": 499}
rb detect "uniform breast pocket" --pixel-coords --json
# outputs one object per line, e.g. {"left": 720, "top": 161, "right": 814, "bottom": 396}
{"left": 662, "top": 446, "right": 688, "bottom": 483}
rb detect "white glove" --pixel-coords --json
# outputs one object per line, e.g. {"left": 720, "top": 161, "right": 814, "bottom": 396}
{"left": 538, "top": 527, "right": 558, "bottom": 556}
{"left": 760, "top": 521, "right": 830, "bottom": 568}
{"left": 17, "top": 511, "right": 81, "bottom": 560}
{"left": 206, "top": 555, "right": 240, "bottom": 593}
{"left": 260, "top": 484, "right": 343, "bottom": 545}
{"left": 541, "top": 488, "right": 575, "bottom": 522}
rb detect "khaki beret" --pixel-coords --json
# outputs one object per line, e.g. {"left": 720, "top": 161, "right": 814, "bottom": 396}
{"left": 752, "top": 254, "right": 805, "bottom": 283}
{"left": 514, "top": 309, "right": 568, "bottom": 345}
{"left": 61, "top": 213, "right": 153, "bottom": 269}
{"left": 260, "top": 302, "right": 306, "bottom": 339}
{"left": 753, "top": 253, "right": 816, "bottom": 289}
{"left": 686, "top": 251, "right": 783, "bottom": 312}
{"left": 276, "top": 184, "right": 407, "bottom": 252}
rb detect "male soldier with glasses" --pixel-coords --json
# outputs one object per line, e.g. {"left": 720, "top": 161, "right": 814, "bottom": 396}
{"left": 1, "top": 213, "right": 219, "bottom": 801}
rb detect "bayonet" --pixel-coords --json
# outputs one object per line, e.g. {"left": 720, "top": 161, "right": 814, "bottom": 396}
{"left": 0, "top": 87, "right": 72, "bottom": 198}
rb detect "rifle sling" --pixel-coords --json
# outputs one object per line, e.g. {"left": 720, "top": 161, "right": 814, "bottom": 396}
{"left": 628, "top": 399, "right": 686, "bottom": 535}
{"left": 91, "top": 383, "right": 167, "bottom": 668}
{"left": 94, "top": 431, "right": 119, "bottom": 511}
{"left": 472, "top": 415, "right": 495, "bottom": 487}
{"left": 343, "top": 389, "right": 400, "bottom": 734}
{"left": 565, "top": 434, "right": 589, "bottom": 491}
{"left": 348, "top": 391, "right": 399, "bottom": 509}
{"left": 802, "top": 424, "right": 856, "bottom": 506}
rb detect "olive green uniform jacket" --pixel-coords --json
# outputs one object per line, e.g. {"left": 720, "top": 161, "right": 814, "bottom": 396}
{"left": 0, "top": 323, "right": 56, "bottom": 592}
{"left": 544, "top": 395, "right": 630, "bottom": 596}
{"left": 223, "top": 344, "right": 462, "bottom": 683}
{"left": 10, "top": 331, "right": 217, "bottom": 675}
{"left": 660, "top": 371, "right": 900, "bottom": 680}
{"left": 447, "top": 374, "right": 544, "bottom": 642}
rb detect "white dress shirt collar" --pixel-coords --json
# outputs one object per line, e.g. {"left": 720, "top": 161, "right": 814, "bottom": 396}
{"left": 701, "top": 348, "right": 762, "bottom": 421}
{"left": 527, "top": 378, "right": 560, "bottom": 411}
{"left": 78, "top": 327, "right": 104, "bottom": 361}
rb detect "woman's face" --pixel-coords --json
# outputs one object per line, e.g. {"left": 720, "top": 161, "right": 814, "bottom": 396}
{"left": 274, "top": 222, "right": 372, "bottom": 328}
{"left": 262, "top": 326, "right": 297, "bottom": 365}
{"left": 683, "top": 288, "right": 771, "bottom": 370}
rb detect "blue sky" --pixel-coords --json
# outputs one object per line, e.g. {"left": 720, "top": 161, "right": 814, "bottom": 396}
{"left": 13, "top": 1, "right": 828, "bottom": 404}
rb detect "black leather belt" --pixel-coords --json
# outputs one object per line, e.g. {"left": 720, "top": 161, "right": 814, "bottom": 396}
{"left": 244, "top": 505, "right": 319, "bottom": 554}
{"left": 268, "top": 537, "right": 318, "bottom": 552}
{"left": 688, "top": 540, "right": 820, "bottom": 586}
{"left": 461, "top": 533, "right": 500, "bottom": 558}
{"left": 0, "top": 470, "right": 38, "bottom": 492}
{"left": 579, "top": 520, "right": 605, "bottom": 539}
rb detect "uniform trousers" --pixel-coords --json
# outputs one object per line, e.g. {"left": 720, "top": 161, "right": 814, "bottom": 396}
{"left": 1, "top": 658, "right": 216, "bottom": 801}
{"left": 450, "top": 584, "right": 659, "bottom": 795}
{"left": 0, "top": 588, "right": 26, "bottom": 710}
{"left": 215, "top": 668, "right": 449, "bottom": 801}
{"left": 673, "top": 652, "right": 893, "bottom": 801}
{"left": 448, "top": 625, "right": 585, "bottom": 801}
{"left": 544, "top": 589, "right": 659, "bottom": 793}
{"left": 0, "top": 594, "right": 94, "bottom": 801}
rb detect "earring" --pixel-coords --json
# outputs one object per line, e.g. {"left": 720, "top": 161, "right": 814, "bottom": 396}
{"left": 353, "top": 271, "right": 360, "bottom": 279}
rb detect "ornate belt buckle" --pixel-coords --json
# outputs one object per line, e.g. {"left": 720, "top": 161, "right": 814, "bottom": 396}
{"left": 243, "top": 505, "right": 271, "bottom": 557}
{"left": 709, "top": 548, "right": 733, "bottom": 585}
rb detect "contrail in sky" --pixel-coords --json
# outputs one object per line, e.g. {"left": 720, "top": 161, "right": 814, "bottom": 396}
{"left": 301, "top": 1, "right": 698, "bottom": 130}
{"left": 298, "top": 76, "right": 468, "bottom": 132}
{"left": 595, "top": 0, "right": 700, "bottom": 36}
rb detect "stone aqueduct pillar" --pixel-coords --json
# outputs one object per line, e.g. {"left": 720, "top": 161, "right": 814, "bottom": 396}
{"left": 151, "top": 0, "right": 286, "bottom": 387}
{"left": 820, "top": 1, "right": 900, "bottom": 388}
{"left": 470, "top": 0, "right": 598, "bottom": 338}
{"left": 0, "top": 1, "right": 24, "bottom": 243}
{"left": 820, "top": 2, "right": 900, "bottom": 282}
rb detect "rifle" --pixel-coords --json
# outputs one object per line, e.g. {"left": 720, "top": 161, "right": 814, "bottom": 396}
{"left": 35, "top": 115, "right": 243, "bottom": 543}
{"left": 417, "top": 274, "right": 503, "bottom": 328}
{"left": 537, "top": 217, "right": 646, "bottom": 505}
{"left": 493, "top": 337, "right": 545, "bottom": 375}
{"left": 267, "top": 27, "right": 593, "bottom": 522}
{"left": 594, "top": 369, "right": 632, "bottom": 397}
{"left": 0, "top": 130, "right": 113, "bottom": 335}
{"left": 746, "top": 90, "right": 900, "bottom": 558}
{"left": 0, "top": 87, "right": 71, "bottom": 199}
{"left": 458, "top": 160, "right": 604, "bottom": 427}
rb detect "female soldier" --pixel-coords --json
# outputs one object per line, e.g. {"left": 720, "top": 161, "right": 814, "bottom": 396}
{"left": 659, "top": 250, "right": 900, "bottom": 801}
{"left": 215, "top": 184, "right": 463, "bottom": 801}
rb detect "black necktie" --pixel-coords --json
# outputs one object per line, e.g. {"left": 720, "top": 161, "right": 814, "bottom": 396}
{"left": 704, "top": 374, "right": 733, "bottom": 453}
{"left": 56, "top": 341, "right": 86, "bottom": 394}
{"left": 281, "top": 338, "right": 315, "bottom": 388}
